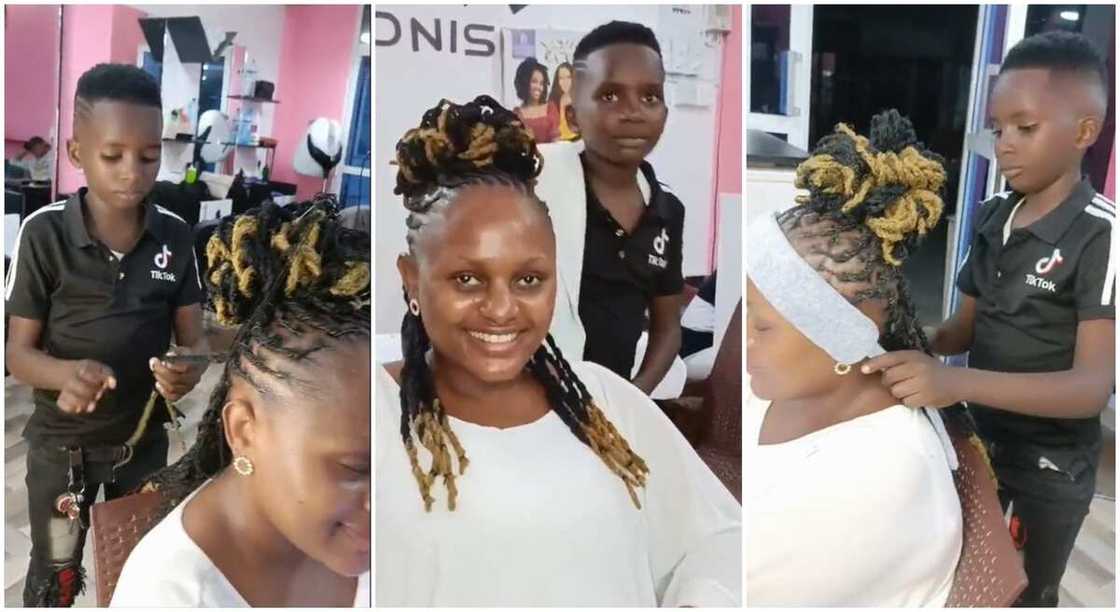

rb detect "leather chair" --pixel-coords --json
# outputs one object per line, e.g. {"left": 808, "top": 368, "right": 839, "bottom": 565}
{"left": 90, "top": 490, "right": 165, "bottom": 607}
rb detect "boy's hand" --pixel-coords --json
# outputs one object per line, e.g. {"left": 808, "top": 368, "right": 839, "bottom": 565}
{"left": 861, "top": 351, "right": 962, "bottom": 409}
{"left": 150, "top": 356, "right": 205, "bottom": 402}
{"left": 58, "top": 360, "right": 117, "bottom": 414}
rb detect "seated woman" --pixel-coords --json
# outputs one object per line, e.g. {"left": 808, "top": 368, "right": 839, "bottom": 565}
{"left": 376, "top": 95, "right": 741, "bottom": 607}
{"left": 111, "top": 196, "right": 370, "bottom": 607}
{"left": 745, "top": 111, "right": 965, "bottom": 606}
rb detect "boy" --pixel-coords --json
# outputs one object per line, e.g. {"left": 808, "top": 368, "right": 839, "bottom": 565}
{"left": 538, "top": 21, "right": 684, "bottom": 394}
{"left": 5, "top": 64, "right": 207, "bottom": 606}
{"left": 863, "top": 32, "right": 1114, "bottom": 606}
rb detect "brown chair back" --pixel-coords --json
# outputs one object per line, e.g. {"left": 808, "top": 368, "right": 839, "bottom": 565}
{"left": 90, "top": 490, "right": 165, "bottom": 607}
{"left": 945, "top": 427, "right": 1028, "bottom": 607}
{"left": 696, "top": 300, "right": 742, "bottom": 500}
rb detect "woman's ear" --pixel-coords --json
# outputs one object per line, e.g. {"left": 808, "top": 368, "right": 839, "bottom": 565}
{"left": 397, "top": 254, "right": 419, "bottom": 304}
{"left": 222, "top": 387, "right": 259, "bottom": 459}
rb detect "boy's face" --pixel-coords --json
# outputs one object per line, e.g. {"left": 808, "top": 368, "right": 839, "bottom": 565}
{"left": 988, "top": 68, "right": 1102, "bottom": 194}
{"left": 67, "top": 100, "right": 162, "bottom": 211}
{"left": 571, "top": 43, "right": 667, "bottom": 167}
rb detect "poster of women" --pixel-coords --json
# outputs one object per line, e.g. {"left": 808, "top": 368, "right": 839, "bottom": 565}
{"left": 502, "top": 28, "right": 583, "bottom": 143}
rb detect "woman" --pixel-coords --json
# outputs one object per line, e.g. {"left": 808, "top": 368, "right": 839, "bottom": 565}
{"left": 377, "top": 95, "right": 740, "bottom": 607}
{"left": 12, "top": 136, "right": 52, "bottom": 181}
{"left": 745, "top": 111, "right": 965, "bottom": 606}
{"left": 513, "top": 57, "right": 558, "bottom": 143}
{"left": 111, "top": 195, "right": 371, "bottom": 607}
{"left": 547, "top": 62, "right": 578, "bottom": 141}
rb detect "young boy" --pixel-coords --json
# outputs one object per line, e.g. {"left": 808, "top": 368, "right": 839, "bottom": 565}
{"left": 538, "top": 21, "right": 684, "bottom": 394}
{"left": 864, "top": 32, "right": 1114, "bottom": 606}
{"left": 5, "top": 64, "right": 207, "bottom": 606}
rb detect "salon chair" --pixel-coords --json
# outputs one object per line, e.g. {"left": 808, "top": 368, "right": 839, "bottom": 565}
{"left": 89, "top": 489, "right": 166, "bottom": 606}
{"left": 660, "top": 302, "right": 741, "bottom": 501}
{"left": 944, "top": 424, "right": 1028, "bottom": 607}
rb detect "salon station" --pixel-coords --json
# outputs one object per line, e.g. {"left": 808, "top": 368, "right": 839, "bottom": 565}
{"left": 3, "top": 4, "right": 370, "bottom": 605}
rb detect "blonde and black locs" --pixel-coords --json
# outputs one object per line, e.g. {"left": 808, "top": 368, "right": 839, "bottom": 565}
{"left": 788, "top": 109, "right": 979, "bottom": 438}
{"left": 146, "top": 193, "right": 371, "bottom": 509}
{"left": 394, "top": 95, "right": 648, "bottom": 512}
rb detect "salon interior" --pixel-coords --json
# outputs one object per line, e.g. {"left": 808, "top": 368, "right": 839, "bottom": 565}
{"left": 3, "top": 4, "right": 370, "bottom": 605}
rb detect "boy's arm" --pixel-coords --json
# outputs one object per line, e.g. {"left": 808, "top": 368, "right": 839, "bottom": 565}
{"left": 926, "top": 294, "right": 976, "bottom": 356}
{"left": 6, "top": 316, "right": 115, "bottom": 413}
{"left": 632, "top": 293, "right": 683, "bottom": 395}
{"left": 864, "top": 318, "right": 1115, "bottom": 418}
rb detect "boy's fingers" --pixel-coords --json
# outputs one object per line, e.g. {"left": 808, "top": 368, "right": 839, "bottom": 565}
{"left": 861, "top": 351, "right": 920, "bottom": 375}
{"left": 880, "top": 364, "right": 917, "bottom": 387}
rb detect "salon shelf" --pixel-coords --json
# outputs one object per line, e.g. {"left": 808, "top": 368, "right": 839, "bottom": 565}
{"left": 227, "top": 95, "right": 280, "bottom": 104}
{"left": 163, "top": 138, "right": 277, "bottom": 149}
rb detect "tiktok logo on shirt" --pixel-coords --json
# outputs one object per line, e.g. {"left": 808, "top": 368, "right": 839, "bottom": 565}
{"left": 1025, "top": 248, "right": 1062, "bottom": 293}
{"left": 150, "top": 245, "right": 177, "bottom": 283}
{"left": 648, "top": 228, "right": 669, "bottom": 269}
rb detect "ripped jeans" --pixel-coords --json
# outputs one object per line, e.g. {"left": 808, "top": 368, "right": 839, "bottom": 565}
{"left": 987, "top": 439, "right": 1100, "bottom": 608}
{"left": 22, "top": 433, "right": 167, "bottom": 607}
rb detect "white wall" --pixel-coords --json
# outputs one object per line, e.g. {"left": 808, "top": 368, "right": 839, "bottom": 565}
{"left": 131, "top": 4, "right": 286, "bottom": 178}
{"left": 375, "top": 4, "right": 726, "bottom": 333}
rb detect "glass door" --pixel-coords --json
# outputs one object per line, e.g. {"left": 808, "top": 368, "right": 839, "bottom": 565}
{"left": 745, "top": 5, "right": 813, "bottom": 150}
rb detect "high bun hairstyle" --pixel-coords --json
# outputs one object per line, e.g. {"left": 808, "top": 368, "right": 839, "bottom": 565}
{"left": 394, "top": 95, "right": 649, "bottom": 512}
{"left": 145, "top": 194, "right": 370, "bottom": 510}
{"left": 783, "top": 110, "right": 980, "bottom": 443}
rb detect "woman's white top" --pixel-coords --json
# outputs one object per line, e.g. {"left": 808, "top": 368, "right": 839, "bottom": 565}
{"left": 745, "top": 383, "right": 962, "bottom": 607}
{"left": 111, "top": 481, "right": 371, "bottom": 607}
{"left": 376, "top": 361, "right": 742, "bottom": 607}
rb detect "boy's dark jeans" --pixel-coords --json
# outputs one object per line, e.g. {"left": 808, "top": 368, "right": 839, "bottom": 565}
{"left": 987, "top": 439, "right": 1099, "bottom": 607}
{"left": 22, "top": 432, "right": 168, "bottom": 607}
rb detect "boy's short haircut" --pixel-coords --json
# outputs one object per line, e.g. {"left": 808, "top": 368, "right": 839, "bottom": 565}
{"left": 573, "top": 21, "right": 662, "bottom": 62}
{"left": 1000, "top": 30, "right": 1108, "bottom": 95}
{"left": 75, "top": 63, "right": 162, "bottom": 112}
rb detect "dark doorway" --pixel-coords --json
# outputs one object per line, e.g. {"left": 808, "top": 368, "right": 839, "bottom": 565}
{"left": 809, "top": 5, "right": 980, "bottom": 324}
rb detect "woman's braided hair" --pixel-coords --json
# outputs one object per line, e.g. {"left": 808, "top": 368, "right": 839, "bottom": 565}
{"left": 783, "top": 109, "right": 980, "bottom": 442}
{"left": 394, "top": 95, "right": 649, "bottom": 512}
{"left": 145, "top": 193, "right": 370, "bottom": 509}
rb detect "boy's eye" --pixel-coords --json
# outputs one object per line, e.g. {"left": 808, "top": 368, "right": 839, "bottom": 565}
{"left": 454, "top": 273, "right": 481, "bottom": 287}
{"left": 642, "top": 93, "right": 663, "bottom": 104}
{"left": 600, "top": 91, "right": 618, "bottom": 103}
{"left": 101, "top": 155, "right": 122, "bottom": 162}
{"left": 1017, "top": 124, "right": 1037, "bottom": 134}
{"left": 516, "top": 274, "right": 542, "bottom": 287}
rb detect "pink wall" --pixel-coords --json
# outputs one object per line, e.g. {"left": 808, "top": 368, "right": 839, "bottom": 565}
{"left": 57, "top": 4, "right": 147, "bottom": 195}
{"left": 6, "top": 6, "right": 61, "bottom": 148}
{"left": 1106, "top": 146, "right": 1115, "bottom": 201}
{"left": 271, "top": 5, "right": 361, "bottom": 199}
{"left": 707, "top": 5, "right": 743, "bottom": 268}
{"left": 6, "top": 5, "right": 61, "bottom": 166}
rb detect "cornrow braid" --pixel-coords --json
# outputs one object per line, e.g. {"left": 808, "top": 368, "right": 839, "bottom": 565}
{"left": 395, "top": 96, "right": 648, "bottom": 512}
{"left": 782, "top": 109, "right": 978, "bottom": 443}
{"left": 144, "top": 194, "right": 370, "bottom": 512}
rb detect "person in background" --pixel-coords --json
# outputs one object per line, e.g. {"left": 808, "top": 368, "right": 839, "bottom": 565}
{"left": 12, "top": 136, "right": 54, "bottom": 181}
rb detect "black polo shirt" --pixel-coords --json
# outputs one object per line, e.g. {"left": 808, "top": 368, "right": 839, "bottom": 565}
{"left": 579, "top": 157, "right": 685, "bottom": 378}
{"left": 5, "top": 188, "right": 203, "bottom": 446}
{"left": 956, "top": 179, "right": 1115, "bottom": 447}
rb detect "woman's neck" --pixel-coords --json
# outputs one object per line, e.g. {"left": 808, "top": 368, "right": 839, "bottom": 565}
{"left": 209, "top": 472, "right": 307, "bottom": 569}
{"left": 766, "top": 373, "right": 899, "bottom": 442}
{"left": 429, "top": 351, "right": 548, "bottom": 427}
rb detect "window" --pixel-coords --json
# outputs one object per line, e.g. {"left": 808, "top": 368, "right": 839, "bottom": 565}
{"left": 340, "top": 55, "right": 371, "bottom": 209}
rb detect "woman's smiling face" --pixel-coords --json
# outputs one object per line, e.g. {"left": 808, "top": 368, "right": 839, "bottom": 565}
{"left": 399, "top": 183, "right": 557, "bottom": 384}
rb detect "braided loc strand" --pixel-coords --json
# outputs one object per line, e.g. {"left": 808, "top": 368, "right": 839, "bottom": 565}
{"left": 395, "top": 96, "right": 649, "bottom": 512}
{"left": 795, "top": 109, "right": 947, "bottom": 266}
{"left": 145, "top": 193, "right": 370, "bottom": 511}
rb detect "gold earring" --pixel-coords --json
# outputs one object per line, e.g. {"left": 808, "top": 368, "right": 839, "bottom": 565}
{"left": 233, "top": 455, "right": 254, "bottom": 476}
{"left": 834, "top": 362, "right": 852, "bottom": 376}
{"left": 408, "top": 298, "right": 420, "bottom": 317}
